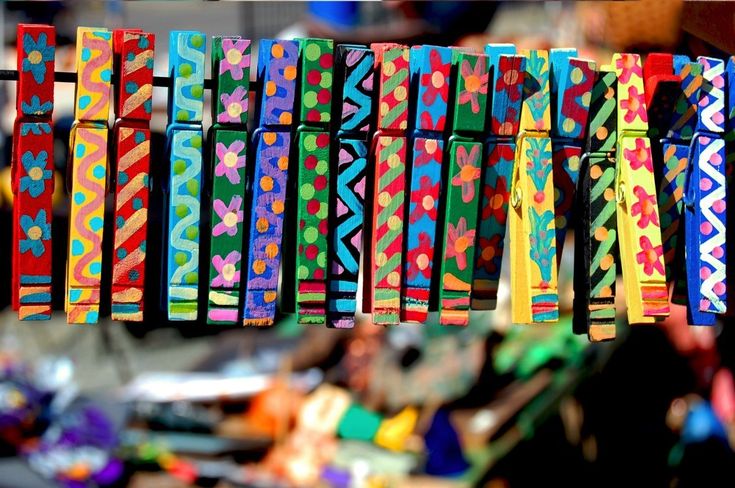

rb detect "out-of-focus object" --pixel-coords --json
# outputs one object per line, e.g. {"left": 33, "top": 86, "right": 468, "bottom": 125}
{"left": 11, "top": 24, "right": 56, "bottom": 321}
{"left": 681, "top": 1, "right": 735, "bottom": 54}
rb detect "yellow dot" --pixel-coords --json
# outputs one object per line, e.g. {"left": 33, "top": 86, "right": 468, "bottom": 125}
{"left": 376, "top": 252, "right": 388, "bottom": 266}
{"left": 260, "top": 175, "right": 273, "bottom": 191}
{"left": 279, "top": 112, "right": 292, "bottom": 124}
{"left": 394, "top": 86, "right": 407, "bottom": 102}
{"left": 425, "top": 139, "right": 437, "bottom": 154}
{"left": 27, "top": 226, "right": 42, "bottom": 240}
{"left": 263, "top": 133, "right": 277, "bottom": 145}
{"left": 562, "top": 118, "right": 576, "bottom": 134}
{"left": 431, "top": 71, "right": 444, "bottom": 88}
{"left": 272, "top": 44, "right": 284, "bottom": 58}
{"left": 264, "top": 291, "right": 277, "bottom": 303}
{"left": 284, "top": 66, "right": 297, "bottom": 81}
{"left": 399, "top": 120, "right": 407, "bottom": 130}
{"left": 568, "top": 155, "right": 580, "bottom": 172}
{"left": 29, "top": 167, "right": 44, "bottom": 181}
{"left": 252, "top": 260, "right": 266, "bottom": 275}
{"left": 224, "top": 152, "right": 238, "bottom": 168}
{"left": 222, "top": 263, "right": 236, "bottom": 281}
{"left": 422, "top": 195, "right": 434, "bottom": 211}
{"left": 226, "top": 48, "right": 242, "bottom": 66}
{"left": 581, "top": 92, "right": 591, "bottom": 107}
{"left": 28, "top": 50, "right": 42, "bottom": 64}
{"left": 416, "top": 253, "right": 429, "bottom": 270}
{"left": 378, "top": 191, "right": 391, "bottom": 207}
{"left": 380, "top": 102, "right": 389, "bottom": 116}
{"left": 387, "top": 215, "right": 401, "bottom": 230}
{"left": 272, "top": 200, "right": 284, "bottom": 214}
{"left": 383, "top": 61, "right": 396, "bottom": 76}
{"left": 227, "top": 102, "right": 243, "bottom": 118}
{"left": 386, "top": 271, "right": 400, "bottom": 287}
{"left": 266, "top": 81, "right": 276, "bottom": 96}
{"left": 256, "top": 217, "right": 269, "bottom": 232}
{"left": 570, "top": 67, "right": 583, "bottom": 84}
{"left": 223, "top": 211, "right": 238, "bottom": 227}
{"left": 387, "top": 153, "right": 400, "bottom": 168}
{"left": 265, "top": 243, "right": 279, "bottom": 258}
{"left": 278, "top": 156, "right": 289, "bottom": 170}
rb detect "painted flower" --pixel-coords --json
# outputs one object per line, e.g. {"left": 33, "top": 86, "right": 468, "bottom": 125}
{"left": 414, "top": 139, "right": 442, "bottom": 167}
{"left": 212, "top": 195, "right": 244, "bottom": 237}
{"left": 636, "top": 236, "right": 665, "bottom": 276}
{"left": 624, "top": 139, "right": 653, "bottom": 172}
{"left": 445, "top": 217, "right": 476, "bottom": 271}
{"left": 495, "top": 62, "right": 523, "bottom": 102}
{"left": 219, "top": 38, "right": 248, "bottom": 80}
{"left": 631, "top": 185, "right": 659, "bottom": 229}
{"left": 211, "top": 250, "right": 241, "bottom": 287}
{"left": 20, "top": 210, "right": 50, "bottom": 257}
{"left": 451, "top": 145, "right": 481, "bottom": 203}
{"left": 21, "top": 95, "right": 52, "bottom": 115}
{"left": 20, "top": 150, "right": 52, "bottom": 198}
{"left": 218, "top": 86, "right": 248, "bottom": 123}
{"left": 481, "top": 178, "right": 509, "bottom": 223}
{"left": 409, "top": 175, "right": 440, "bottom": 224}
{"left": 477, "top": 234, "right": 502, "bottom": 274}
{"left": 420, "top": 49, "right": 449, "bottom": 106}
{"left": 215, "top": 140, "right": 246, "bottom": 184}
{"left": 458, "top": 58, "right": 488, "bottom": 114}
{"left": 22, "top": 32, "right": 54, "bottom": 84}
{"left": 20, "top": 122, "right": 51, "bottom": 136}
{"left": 614, "top": 53, "right": 642, "bottom": 84}
{"left": 406, "top": 232, "right": 433, "bottom": 281}
{"left": 620, "top": 85, "right": 648, "bottom": 124}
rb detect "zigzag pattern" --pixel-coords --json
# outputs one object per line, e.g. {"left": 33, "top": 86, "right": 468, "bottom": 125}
{"left": 340, "top": 49, "right": 373, "bottom": 133}
{"left": 697, "top": 57, "right": 725, "bottom": 133}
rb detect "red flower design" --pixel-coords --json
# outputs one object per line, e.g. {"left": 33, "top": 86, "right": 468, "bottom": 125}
{"left": 495, "top": 59, "right": 523, "bottom": 102}
{"left": 406, "top": 232, "right": 434, "bottom": 281}
{"left": 620, "top": 85, "right": 648, "bottom": 124}
{"left": 476, "top": 234, "right": 502, "bottom": 274}
{"left": 636, "top": 236, "right": 665, "bottom": 276}
{"left": 480, "top": 178, "right": 509, "bottom": 223}
{"left": 624, "top": 139, "right": 653, "bottom": 172}
{"left": 458, "top": 58, "right": 488, "bottom": 114}
{"left": 452, "top": 145, "right": 481, "bottom": 203}
{"left": 409, "top": 175, "right": 440, "bottom": 224}
{"left": 414, "top": 139, "right": 442, "bottom": 168}
{"left": 615, "top": 53, "right": 642, "bottom": 84}
{"left": 631, "top": 185, "right": 659, "bottom": 229}
{"left": 420, "top": 49, "right": 450, "bottom": 106}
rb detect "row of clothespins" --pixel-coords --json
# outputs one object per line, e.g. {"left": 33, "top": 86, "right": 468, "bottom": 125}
{"left": 10, "top": 24, "right": 733, "bottom": 341}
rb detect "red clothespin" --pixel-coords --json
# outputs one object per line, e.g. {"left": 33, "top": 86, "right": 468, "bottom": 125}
{"left": 110, "top": 29, "right": 155, "bottom": 321}
{"left": 11, "top": 24, "right": 55, "bottom": 320}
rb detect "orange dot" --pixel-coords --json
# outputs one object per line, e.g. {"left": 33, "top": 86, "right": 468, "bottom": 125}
{"left": 590, "top": 165, "right": 603, "bottom": 179}
{"left": 256, "top": 217, "right": 269, "bottom": 233}
{"left": 599, "top": 285, "right": 613, "bottom": 297}
{"left": 260, "top": 175, "right": 274, "bottom": 191}
{"left": 272, "top": 200, "right": 284, "bottom": 214}
{"left": 278, "top": 156, "right": 289, "bottom": 170}
{"left": 596, "top": 127, "right": 608, "bottom": 141}
{"left": 594, "top": 227, "right": 608, "bottom": 241}
{"left": 604, "top": 188, "right": 616, "bottom": 201}
{"left": 252, "top": 260, "right": 266, "bottom": 275}
{"left": 271, "top": 43, "right": 284, "bottom": 58}
{"left": 284, "top": 66, "right": 297, "bottom": 80}
{"left": 265, "top": 243, "right": 279, "bottom": 258}
{"left": 491, "top": 194, "right": 504, "bottom": 210}
{"left": 600, "top": 253, "right": 614, "bottom": 270}
{"left": 263, "top": 133, "right": 277, "bottom": 145}
{"left": 264, "top": 291, "right": 277, "bottom": 303}
{"left": 279, "top": 112, "right": 292, "bottom": 125}
{"left": 266, "top": 81, "right": 276, "bottom": 96}
{"left": 481, "top": 246, "right": 495, "bottom": 261}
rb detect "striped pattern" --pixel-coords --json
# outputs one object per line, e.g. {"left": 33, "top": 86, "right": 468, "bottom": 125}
{"left": 373, "top": 45, "right": 410, "bottom": 131}
{"left": 658, "top": 143, "right": 688, "bottom": 281}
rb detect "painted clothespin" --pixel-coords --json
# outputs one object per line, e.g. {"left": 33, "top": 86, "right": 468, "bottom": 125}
{"left": 401, "top": 45, "right": 451, "bottom": 323}
{"left": 549, "top": 49, "right": 596, "bottom": 262}
{"left": 437, "top": 50, "right": 488, "bottom": 326}
{"left": 290, "top": 38, "right": 333, "bottom": 325}
{"left": 327, "top": 45, "right": 374, "bottom": 328}
{"left": 66, "top": 27, "right": 112, "bottom": 324}
{"left": 682, "top": 57, "right": 727, "bottom": 324}
{"left": 644, "top": 54, "right": 701, "bottom": 288}
{"left": 163, "top": 31, "right": 205, "bottom": 321}
{"left": 611, "top": 53, "right": 669, "bottom": 324}
{"left": 572, "top": 68, "right": 619, "bottom": 341}
{"left": 110, "top": 29, "right": 155, "bottom": 322}
{"left": 364, "top": 43, "right": 410, "bottom": 326}
{"left": 206, "top": 36, "right": 250, "bottom": 325}
{"left": 11, "top": 24, "right": 55, "bottom": 320}
{"left": 242, "top": 39, "right": 298, "bottom": 326}
{"left": 726, "top": 57, "right": 735, "bottom": 317}
{"left": 472, "top": 44, "right": 525, "bottom": 310}
{"left": 508, "top": 50, "right": 558, "bottom": 324}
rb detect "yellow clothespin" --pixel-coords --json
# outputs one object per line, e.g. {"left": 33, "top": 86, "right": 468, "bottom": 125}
{"left": 65, "top": 27, "right": 112, "bottom": 324}
{"left": 611, "top": 53, "right": 670, "bottom": 323}
{"left": 509, "top": 50, "right": 558, "bottom": 324}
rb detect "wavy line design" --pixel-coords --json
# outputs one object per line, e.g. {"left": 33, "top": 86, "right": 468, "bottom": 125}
{"left": 76, "top": 30, "right": 112, "bottom": 121}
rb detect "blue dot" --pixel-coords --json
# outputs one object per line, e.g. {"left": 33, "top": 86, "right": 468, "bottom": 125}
{"left": 127, "top": 52, "right": 135, "bottom": 62}
{"left": 99, "top": 31, "right": 111, "bottom": 40}
{"left": 86, "top": 311, "right": 99, "bottom": 323}
{"left": 132, "top": 198, "right": 143, "bottom": 210}
{"left": 135, "top": 131, "right": 146, "bottom": 144}
{"left": 71, "top": 239, "right": 84, "bottom": 256}
{"left": 126, "top": 81, "right": 138, "bottom": 94}
{"left": 89, "top": 216, "right": 103, "bottom": 232}
{"left": 145, "top": 59, "right": 154, "bottom": 70}
{"left": 92, "top": 165, "right": 105, "bottom": 180}
{"left": 75, "top": 144, "right": 86, "bottom": 159}
{"left": 81, "top": 48, "right": 91, "bottom": 62}
{"left": 90, "top": 262, "right": 101, "bottom": 276}
{"left": 74, "top": 192, "right": 85, "bottom": 205}
{"left": 117, "top": 248, "right": 127, "bottom": 259}
{"left": 116, "top": 216, "right": 125, "bottom": 229}
{"left": 100, "top": 69, "right": 111, "bottom": 83}
{"left": 78, "top": 95, "right": 91, "bottom": 110}
{"left": 142, "top": 174, "right": 149, "bottom": 186}
{"left": 118, "top": 172, "right": 128, "bottom": 185}
{"left": 128, "top": 270, "right": 140, "bottom": 282}
{"left": 139, "top": 37, "right": 149, "bottom": 49}
{"left": 140, "top": 241, "right": 146, "bottom": 252}
{"left": 70, "top": 289, "right": 82, "bottom": 302}
{"left": 143, "top": 100, "right": 152, "bottom": 114}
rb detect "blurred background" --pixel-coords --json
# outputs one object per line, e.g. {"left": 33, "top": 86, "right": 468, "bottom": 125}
{"left": 0, "top": 1, "right": 733, "bottom": 487}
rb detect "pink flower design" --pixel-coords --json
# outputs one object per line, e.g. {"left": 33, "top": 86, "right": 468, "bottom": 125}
{"left": 620, "top": 85, "right": 648, "bottom": 124}
{"left": 215, "top": 140, "right": 246, "bottom": 185}
{"left": 219, "top": 38, "right": 248, "bottom": 80}
{"left": 218, "top": 86, "right": 248, "bottom": 124}
{"left": 636, "top": 236, "right": 665, "bottom": 276}
{"left": 615, "top": 53, "right": 642, "bottom": 84}
{"left": 212, "top": 250, "right": 241, "bottom": 287}
{"left": 451, "top": 145, "right": 481, "bottom": 203}
{"left": 624, "top": 139, "right": 653, "bottom": 172}
{"left": 212, "top": 195, "right": 244, "bottom": 237}
{"left": 631, "top": 185, "right": 659, "bottom": 229}
{"left": 445, "top": 217, "right": 476, "bottom": 271}
{"left": 458, "top": 58, "right": 488, "bottom": 114}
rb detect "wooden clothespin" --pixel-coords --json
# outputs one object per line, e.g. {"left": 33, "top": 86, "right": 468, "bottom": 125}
{"left": 242, "top": 39, "right": 298, "bottom": 326}
{"left": 508, "top": 49, "right": 558, "bottom": 324}
{"left": 11, "top": 24, "right": 55, "bottom": 320}
{"left": 402, "top": 45, "right": 451, "bottom": 323}
{"left": 206, "top": 36, "right": 250, "bottom": 325}
{"left": 327, "top": 45, "right": 374, "bottom": 328}
{"left": 437, "top": 50, "right": 488, "bottom": 326}
{"left": 572, "top": 68, "right": 619, "bottom": 341}
{"left": 364, "top": 43, "right": 409, "bottom": 326}
{"left": 110, "top": 29, "right": 155, "bottom": 322}
{"left": 611, "top": 53, "right": 669, "bottom": 324}
{"left": 472, "top": 44, "right": 525, "bottom": 310}
{"left": 549, "top": 49, "right": 596, "bottom": 262}
{"left": 682, "top": 56, "right": 727, "bottom": 324}
{"left": 163, "top": 31, "right": 205, "bottom": 321}
{"left": 726, "top": 57, "right": 735, "bottom": 317}
{"left": 290, "top": 38, "right": 333, "bottom": 325}
{"left": 66, "top": 27, "right": 112, "bottom": 324}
